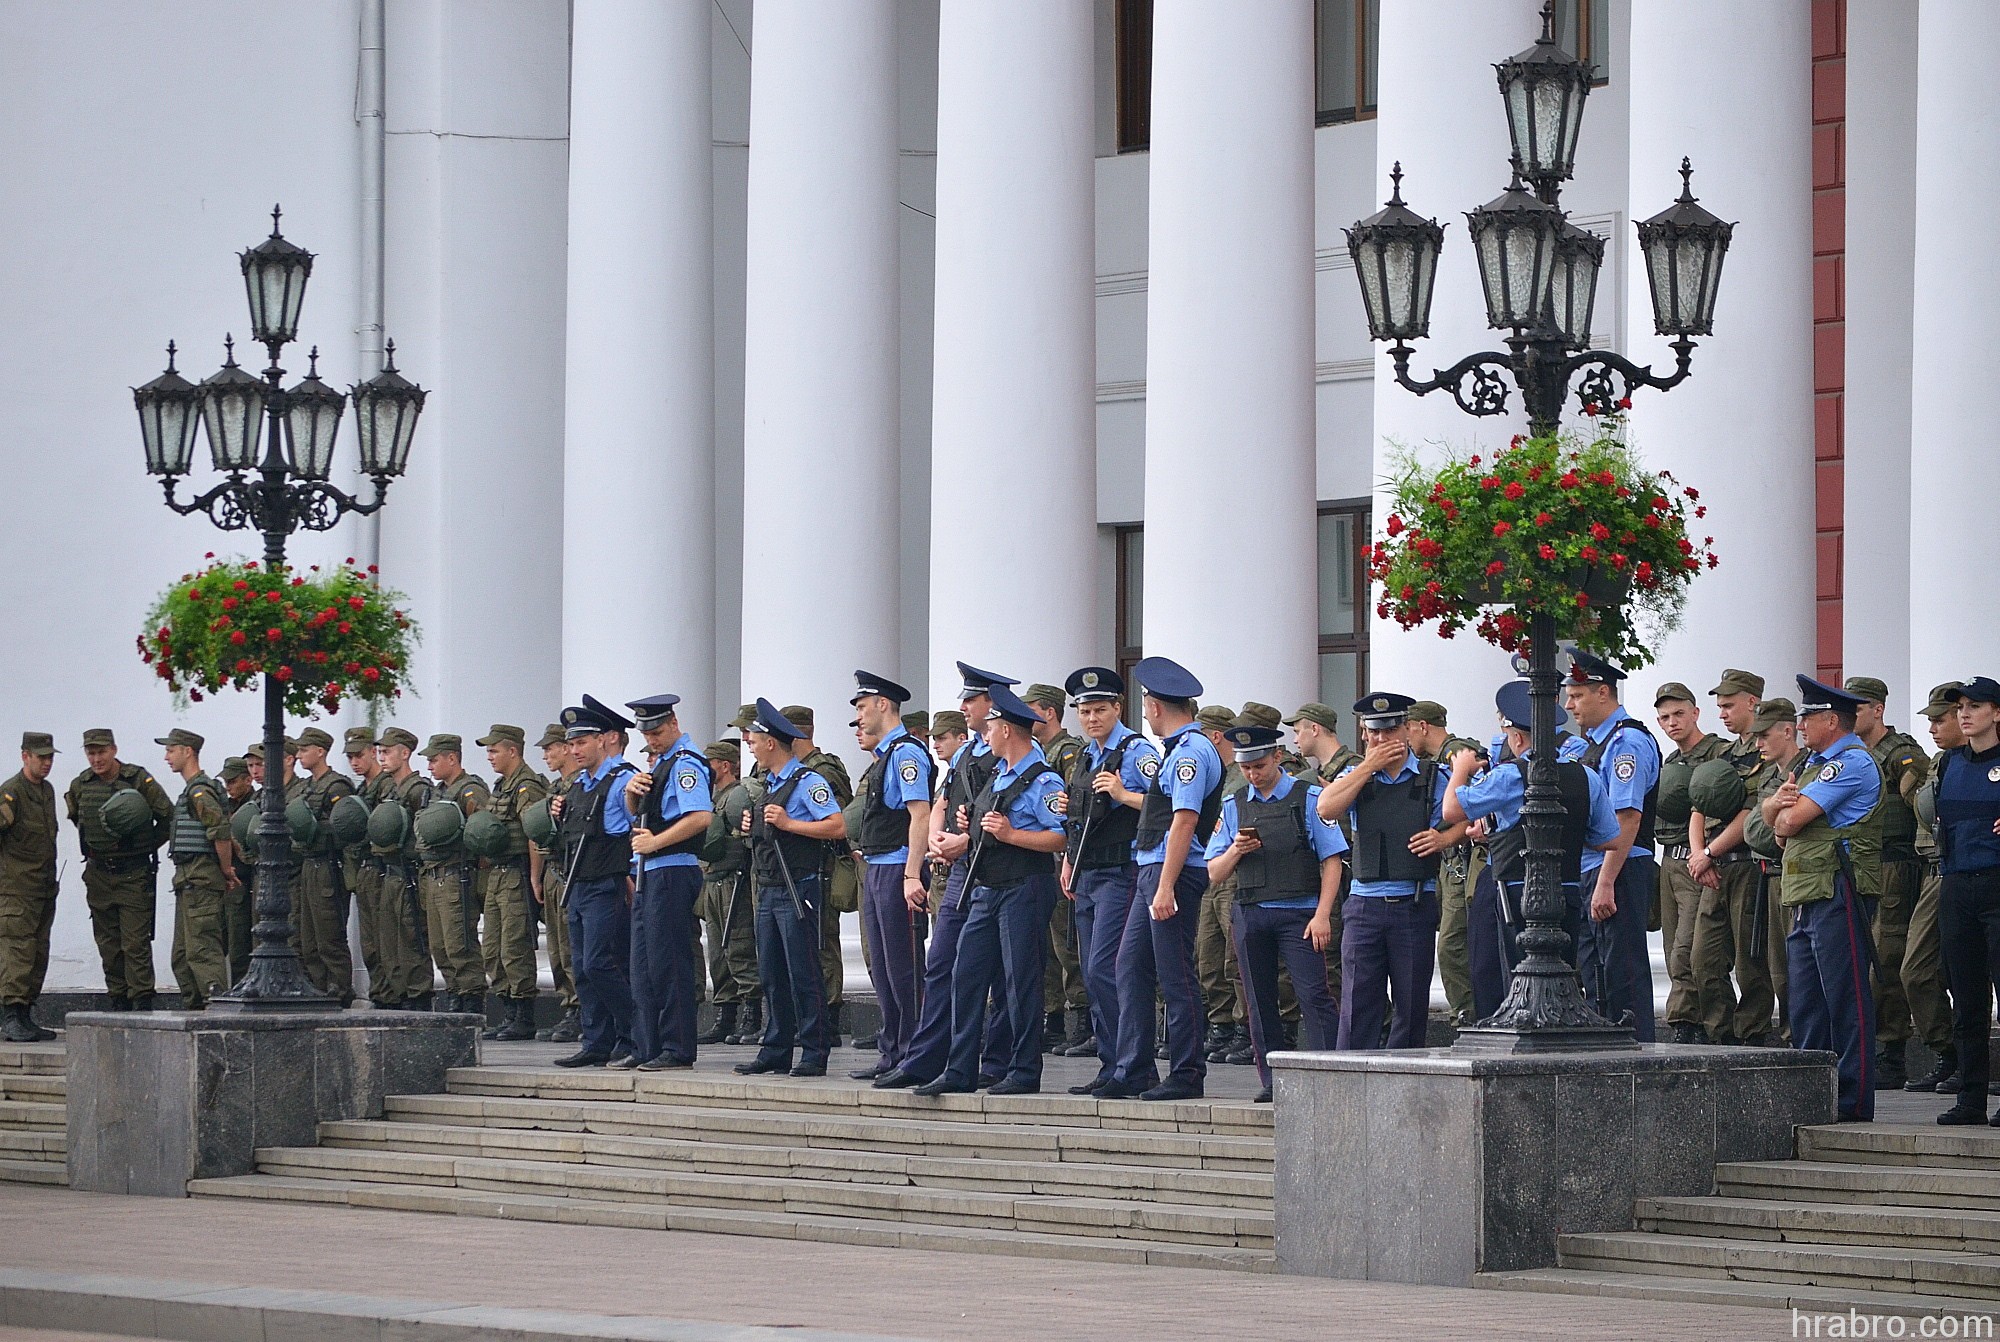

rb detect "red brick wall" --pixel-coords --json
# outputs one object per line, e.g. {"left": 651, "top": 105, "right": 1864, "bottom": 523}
{"left": 1813, "top": 0, "right": 1845, "bottom": 680}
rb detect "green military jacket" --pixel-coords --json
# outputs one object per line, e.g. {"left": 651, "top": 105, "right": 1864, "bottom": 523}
{"left": 380, "top": 769, "right": 435, "bottom": 866}
{"left": 486, "top": 764, "right": 548, "bottom": 861}
{"left": 1779, "top": 748, "right": 1884, "bottom": 906}
{"left": 0, "top": 771, "right": 59, "bottom": 897}
{"left": 1866, "top": 728, "right": 1929, "bottom": 863}
{"left": 705, "top": 779, "right": 754, "bottom": 880}
{"left": 65, "top": 762, "right": 172, "bottom": 862}
{"left": 168, "top": 771, "right": 231, "bottom": 870}
{"left": 1315, "top": 747, "right": 1365, "bottom": 842}
{"left": 1042, "top": 730, "right": 1084, "bottom": 786}
{"left": 418, "top": 772, "right": 489, "bottom": 867}
{"left": 298, "top": 768, "right": 356, "bottom": 863}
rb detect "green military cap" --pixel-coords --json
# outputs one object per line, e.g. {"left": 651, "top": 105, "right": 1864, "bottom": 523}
{"left": 535, "top": 723, "right": 566, "bottom": 748}
{"left": 704, "top": 739, "right": 741, "bottom": 765}
{"left": 377, "top": 726, "right": 420, "bottom": 751}
{"left": 1195, "top": 705, "right": 1237, "bottom": 732}
{"left": 476, "top": 724, "right": 526, "bottom": 747}
{"left": 1405, "top": 701, "right": 1448, "bottom": 727}
{"left": 779, "top": 705, "right": 814, "bottom": 735}
{"left": 219, "top": 756, "right": 249, "bottom": 780}
{"left": 901, "top": 710, "right": 929, "bottom": 735}
{"left": 1923, "top": 682, "right": 1965, "bottom": 721}
{"left": 295, "top": 727, "right": 335, "bottom": 751}
{"left": 1236, "top": 702, "right": 1283, "bottom": 730}
{"left": 342, "top": 726, "right": 377, "bottom": 754}
{"left": 1750, "top": 698, "right": 1797, "bottom": 733}
{"left": 283, "top": 737, "right": 301, "bottom": 756}
{"left": 243, "top": 742, "right": 265, "bottom": 761}
{"left": 1022, "top": 684, "right": 1066, "bottom": 712}
{"left": 418, "top": 733, "right": 462, "bottom": 759}
{"left": 1284, "top": 703, "right": 1340, "bottom": 731}
{"left": 930, "top": 710, "right": 968, "bottom": 736}
{"left": 1843, "top": 676, "right": 1890, "bottom": 705}
{"left": 728, "top": 703, "right": 759, "bottom": 731}
{"left": 154, "top": 727, "right": 204, "bottom": 751}
{"left": 1710, "top": 668, "right": 1765, "bottom": 698}
{"left": 82, "top": 727, "right": 115, "bottom": 748}
{"left": 20, "top": 732, "right": 55, "bottom": 757}
{"left": 1652, "top": 682, "right": 1697, "bottom": 707}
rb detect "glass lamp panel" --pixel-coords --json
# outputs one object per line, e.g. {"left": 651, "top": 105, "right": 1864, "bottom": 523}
{"left": 284, "top": 388, "right": 343, "bottom": 480}
{"left": 1357, "top": 248, "right": 1389, "bottom": 335}
{"left": 201, "top": 382, "right": 265, "bottom": 472}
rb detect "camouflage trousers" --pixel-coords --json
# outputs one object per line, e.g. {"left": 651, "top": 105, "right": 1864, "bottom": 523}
{"left": 481, "top": 861, "right": 539, "bottom": 1001}
{"left": 170, "top": 857, "right": 230, "bottom": 1010}
{"left": 542, "top": 868, "right": 577, "bottom": 1011}
{"left": 1903, "top": 864, "right": 1952, "bottom": 1053}
{"left": 0, "top": 890, "right": 56, "bottom": 1007}
{"left": 701, "top": 874, "right": 759, "bottom": 1005}
{"left": 83, "top": 860, "right": 157, "bottom": 1000}
{"left": 419, "top": 862, "right": 484, "bottom": 996}
{"left": 292, "top": 858, "right": 353, "bottom": 1004}
{"left": 1872, "top": 858, "right": 1924, "bottom": 1052}
{"left": 1688, "top": 857, "right": 1774, "bottom": 1043}
{"left": 1657, "top": 854, "right": 1703, "bottom": 1027}
{"left": 1044, "top": 891, "right": 1087, "bottom": 1015}
{"left": 1436, "top": 845, "right": 1478, "bottom": 1021}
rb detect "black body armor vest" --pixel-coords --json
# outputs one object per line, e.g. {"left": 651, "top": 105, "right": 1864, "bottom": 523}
{"left": 966, "top": 760, "right": 1057, "bottom": 887}
{"left": 561, "top": 761, "right": 637, "bottom": 882}
{"left": 1481, "top": 759, "right": 1593, "bottom": 885}
{"left": 1351, "top": 760, "right": 1442, "bottom": 884}
{"left": 1134, "top": 736, "right": 1223, "bottom": 853}
{"left": 1233, "top": 782, "right": 1321, "bottom": 904}
{"left": 751, "top": 769, "right": 831, "bottom": 887}
{"left": 1066, "top": 738, "right": 1142, "bottom": 869}
{"left": 640, "top": 747, "right": 713, "bottom": 860}
{"left": 860, "top": 740, "right": 934, "bottom": 856}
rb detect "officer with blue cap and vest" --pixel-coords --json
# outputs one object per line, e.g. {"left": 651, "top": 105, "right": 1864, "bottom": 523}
{"left": 619, "top": 694, "right": 713, "bottom": 1070}
{"left": 735, "top": 699, "right": 847, "bottom": 1078}
{"left": 1562, "top": 649, "right": 1664, "bottom": 1041}
{"left": 1058, "top": 665, "right": 1161, "bottom": 1095}
{"left": 1931, "top": 677, "right": 2000, "bottom": 1125}
{"left": 915, "top": 684, "right": 1067, "bottom": 1095}
{"left": 1101, "top": 656, "right": 1223, "bottom": 1101}
{"left": 550, "top": 696, "right": 640, "bottom": 1068}
{"left": 1317, "top": 692, "right": 1462, "bottom": 1049}
{"left": 1768, "top": 675, "right": 1885, "bottom": 1120}
{"left": 848, "top": 671, "right": 934, "bottom": 1081}
{"left": 1203, "top": 725, "right": 1346, "bottom": 1102}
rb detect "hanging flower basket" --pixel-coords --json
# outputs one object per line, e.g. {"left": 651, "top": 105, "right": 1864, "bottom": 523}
{"left": 137, "top": 555, "right": 419, "bottom": 718}
{"left": 1368, "top": 407, "right": 1715, "bottom": 668}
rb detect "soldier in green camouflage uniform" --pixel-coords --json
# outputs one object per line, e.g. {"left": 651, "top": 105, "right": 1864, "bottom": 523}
{"left": 417, "top": 734, "right": 490, "bottom": 1014}
{"left": 289, "top": 727, "right": 356, "bottom": 1004}
{"left": 65, "top": 728, "right": 172, "bottom": 1009}
{"left": 533, "top": 725, "right": 581, "bottom": 1042}
{"left": 476, "top": 725, "right": 547, "bottom": 1040}
{"left": 1742, "top": 698, "right": 1803, "bottom": 1046}
{"left": 159, "top": 728, "right": 233, "bottom": 1010}
{"left": 375, "top": 727, "right": 437, "bottom": 1008}
{"left": 218, "top": 755, "right": 255, "bottom": 981}
{"left": 783, "top": 707, "right": 853, "bottom": 1041}
{"left": 1905, "top": 683, "right": 1964, "bottom": 1091}
{"left": 1190, "top": 705, "right": 1246, "bottom": 1060}
{"left": 0, "top": 733, "right": 61, "bottom": 1041}
{"left": 1685, "top": 669, "right": 1776, "bottom": 1045}
{"left": 341, "top": 728, "right": 391, "bottom": 1005}
{"left": 1024, "top": 684, "right": 1088, "bottom": 1051}
{"left": 1650, "top": 682, "right": 1730, "bottom": 1042}
{"left": 697, "top": 739, "right": 761, "bottom": 1044}
{"left": 1406, "top": 702, "right": 1486, "bottom": 1026}
{"left": 1283, "top": 703, "right": 1358, "bottom": 1024}
{"left": 1847, "top": 676, "right": 1932, "bottom": 1089}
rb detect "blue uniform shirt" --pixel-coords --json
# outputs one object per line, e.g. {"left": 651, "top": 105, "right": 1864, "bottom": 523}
{"left": 1799, "top": 732, "right": 1883, "bottom": 829}
{"left": 1579, "top": 706, "right": 1661, "bottom": 873}
{"left": 1487, "top": 732, "right": 1590, "bottom": 766}
{"left": 767, "top": 759, "right": 841, "bottom": 824}
{"left": 1339, "top": 753, "right": 1450, "bottom": 898}
{"left": 1136, "top": 723, "right": 1223, "bottom": 868}
{"left": 1453, "top": 754, "right": 1621, "bottom": 852}
{"left": 1205, "top": 773, "right": 1349, "bottom": 908}
{"left": 986, "top": 744, "right": 1068, "bottom": 836}
{"left": 635, "top": 738, "right": 713, "bottom": 871}
{"left": 1086, "top": 720, "right": 1163, "bottom": 794}
{"left": 581, "top": 755, "right": 635, "bottom": 836}
{"left": 866, "top": 726, "right": 934, "bottom": 866}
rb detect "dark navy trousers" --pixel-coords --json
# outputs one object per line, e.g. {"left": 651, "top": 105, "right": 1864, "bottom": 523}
{"left": 1112, "top": 864, "right": 1208, "bottom": 1090}
{"left": 1468, "top": 869, "right": 1587, "bottom": 1022}
{"left": 1789, "top": 877, "right": 1877, "bottom": 1120}
{"left": 631, "top": 864, "right": 702, "bottom": 1065}
{"left": 901, "top": 860, "right": 1012, "bottom": 1081}
{"left": 754, "top": 872, "right": 828, "bottom": 1071}
{"left": 565, "top": 875, "right": 635, "bottom": 1059}
{"left": 1234, "top": 900, "right": 1339, "bottom": 1089}
{"left": 941, "top": 873, "right": 1058, "bottom": 1088}
{"left": 1338, "top": 891, "right": 1438, "bottom": 1049}
{"left": 1941, "top": 868, "right": 2000, "bottom": 1094}
{"left": 1577, "top": 855, "right": 1658, "bottom": 1042}
{"left": 1073, "top": 862, "right": 1137, "bottom": 1081}
{"left": 861, "top": 861, "right": 921, "bottom": 1069}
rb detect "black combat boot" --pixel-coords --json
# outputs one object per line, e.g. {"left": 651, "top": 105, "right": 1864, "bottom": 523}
{"left": 104, "top": 994, "right": 131, "bottom": 1012}
{"left": 1875, "top": 1047, "right": 1910, "bottom": 1091}
{"left": 1043, "top": 1011, "right": 1066, "bottom": 1053}
{"left": 129, "top": 992, "right": 156, "bottom": 1013}
{"left": 405, "top": 992, "right": 435, "bottom": 1013}
{"left": 729, "top": 1000, "right": 764, "bottom": 1045}
{"left": 1224, "top": 1028, "right": 1258, "bottom": 1066}
{"left": 1203, "top": 1022, "right": 1233, "bottom": 1063}
{"left": 1909, "top": 1045, "right": 1959, "bottom": 1092}
{"left": 21, "top": 1003, "right": 54, "bottom": 1042}
{"left": 0, "top": 1006, "right": 37, "bottom": 1044}
{"left": 1939, "top": 1086, "right": 1989, "bottom": 1125}
{"left": 492, "top": 999, "right": 536, "bottom": 1042}
{"left": 548, "top": 1006, "right": 581, "bottom": 1043}
{"left": 461, "top": 992, "right": 487, "bottom": 1023}
{"left": 697, "top": 1003, "right": 738, "bottom": 1046}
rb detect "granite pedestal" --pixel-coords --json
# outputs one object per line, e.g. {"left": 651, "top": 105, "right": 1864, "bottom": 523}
{"left": 1270, "top": 1043, "right": 1837, "bottom": 1285}
{"left": 66, "top": 1011, "right": 478, "bottom": 1197}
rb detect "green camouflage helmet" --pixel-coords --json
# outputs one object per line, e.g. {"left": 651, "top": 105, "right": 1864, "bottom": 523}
{"left": 285, "top": 798, "right": 319, "bottom": 848}
{"left": 231, "top": 801, "right": 260, "bottom": 859}
{"left": 414, "top": 799, "right": 464, "bottom": 849}
{"left": 1916, "top": 775, "right": 1938, "bottom": 836}
{"left": 1655, "top": 759, "right": 1695, "bottom": 828}
{"left": 328, "top": 794, "right": 371, "bottom": 847}
{"left": 1688, "top": 759, "right": 1746, "bottom": 820}
{"left": 460, "top": 808, "right": 509, "bottom": 860}
{"left": 365, "top": 798, "right": 408, "bottom": 849}
{"left": 521, "top": 796, "right": 556, "bottom": 848}
{"left": 100, "top": 788, "right": 155, "bottom": 844}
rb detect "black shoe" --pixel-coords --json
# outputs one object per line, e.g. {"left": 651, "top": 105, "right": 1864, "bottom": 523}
{"left": 849, "top": 1063, "right": 891, "bottom": 1081}
{"left": 987, "top": 1076, "right": 1037, "bottom": 1096}
{"left": 552, "top": 1049, "right": 610, "bottom": 1069}
{"left": 1063, "top": 1011, "right": 1092, "bottom": 1052}
{"left": 1043, "top": 1012, "right": 1067, "bottom": 1053}
{"left": 495, "top": 999, "right": 538, "bottom": 1042}
{"left": 1939, "top": 1090, "right": 1989, "bottom": 1125}
{"left": 1203, "top": 1023, "right": 1232, "bottom": 1063}
{"left": 0, "top": 1007, "right": 37, "bottom": 1044}
{"left": 872, "top": 1068, "right": 924, "bottom": 1090}
{"left": 1067, "top": 1076, "right": 1109, "bottom": 1096}
{"left": 1669, "top": 1022, "right": 1707, "bottom": 1045}
{"left": 1279, "top": 1021, "right": 1298, "bottom": 1050}
{"left": 697, "top": 1004, "right": 738, "bottom": 1047}
{"left": 434, "top": 993, "right": 459, "bottom": 1014}
{"left": 462, "top": 992, "right": 487, "bottom": 1022}
{"left": 728, "top": 1003, "right": 763, "bottom": 1046}
{"left": 104, "top": 995, "right": 131, "bottom": 1013}
{"left": 1139, "top": 1078, "right": 1204, "bottom": 1102}
{"left": 21, "top": 1005, "right": 54, "bottom": 1042}
{"left": 1909, "top": 1047, "right": 1959, "bottom": 1092}
{"left": 977, "top": 1072, "right": 1004, "bottom": 1090}
{"left": 637, "top": 1056, "right": 694, "bottom": 1071}
{"left": 1060, "top": 1034, "right": 1098, "bottom": 1058}
{"left": 130, "top": 992, "right": 156, "bottom": 1013}
{"left": 1095, "top": 1079, "right": 1146, "bottom": 1100}
{"left": 1253, "top": 1086, "right": 1273, "bottom": 1104}
{"left": 547, "top": 1007, "right": 580, "bottom": 1043}
{"left": 850, "top": 1032, "right": 879, "bottom": 1051}
{"left": 913, "top": 1076, "right": 973, "bottom": 1097}
{"left": 734, "top": 1056, "right": 789, "bottom": 1075}
{"left": 1875, "top": 1051, "right": 1910, "bottom": 1091}
{"left": 1224, "top": 1034, "right": 1258, "bottom": 1066}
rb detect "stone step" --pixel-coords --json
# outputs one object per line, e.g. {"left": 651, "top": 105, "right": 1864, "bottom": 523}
{"left": 0, "top": 1043, "right": 65, "bottom": 1076}
{"left": 0, "top": 1100, "right": 63, "bottom": 1131}
{"left": 1799, "top": 1122, "right": 2000, "bottom": 1171}
{"left": 0, "top": 1158, "right": 63, "bottom": 1186}
{"left": 0, "top": 1074, "right": 63, "bottom": 1104}
{"left": 251, "top": 1143, "right": 1274, "bottom": 1248}
{"left": 321, "top": 1118, "right": 1272, "bottom": 1208}
{"left": 1638, "top": 1195, "right": 2000, "bottom": 1254}
{"left": 1717, "top": 1159, "right": 2000, "bottom": 1210}
{"left": 1559, "top": 1230, "right": 2000, "bottom": 1300}
{"left": 189, "top": 1172, "right": 1275, "bottom": 1273}
{"left": 1476, "top": 1265, "right": 2000, "bottom": 1322}
{"left": 0, "top": 1128, "right": 64, "bottom": 1161}
{"left": 443, "top": 1066, "right": 1273, "bottom": 1136}
{"left": 383, "top": 1092, "right": 1272, "bottom": 1172}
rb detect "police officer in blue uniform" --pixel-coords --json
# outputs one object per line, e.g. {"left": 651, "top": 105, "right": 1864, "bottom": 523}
{"left": 1317, "top": 693, "right": 1460, "bottom": 1049}
{"left": 1932, "top": 677, "right": 2000, "bottom": 1125}
{"left": 1058, "top": 666, "right": 1161, "bottom": 1096}
{"left": 734, "top": 700, "right": 846, "bottom": 1078}
{"left": 1446, "top": 680, "right": 1620, "bottom": 1020}
{"left": 1203, "top": 725, "right": 1346, "bottom": 1102}
{"left": 1103, "top": 657, "right": 1222, "bottom": 1102}
{"left": 875, "top": 663, "right": 1018, "bottom": 1089}
{"left": 621, "top": 694, "right": 713, "bottom": 1071}
{"left": 551, "top": 696, "right": 640, "bottom": 1068}
{"left": 1769, "top": 675, "right": 1884, "bottom": 1122}
{"left": 915, "top": 684, "right": 1067, "bottom": 1096}
{"left": 1563, "top": 650, "right": 1664, "bottom": 1042}
{"left": 848, "top": 671, "right": 934, "bottom": 1081}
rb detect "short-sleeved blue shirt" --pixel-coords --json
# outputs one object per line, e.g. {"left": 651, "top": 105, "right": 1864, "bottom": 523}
{"left": 635, "top": 737, "right": 713, "bottom": 871}
{"left": 1136, "top": 723, "right": 1223, "bottom": 868}
{"left": 1579, "top": 707, "right": 1661, "bottom": 872}
{"left": 1799, "top": 733, "right": 1884, "bottom": 829}
{"left": 1204, "top": 772, "right": 1350, "bottom": 865}
{"left": 581, "top": 755, "right": 636, "bottom": 836}
{"left": 865, "top": 726, "right": 935, "bottom": 866}
{"left": 986, "top": 744, "right": 1068, "bottom": 835}
{"left": 1338, "top": 754, "right": 1450, "bottom": 898}
{"left": 1086, "top": 721, "right": 1162, "bottom": 795}
{"left": 767, "top": 759, "right": 840, "bottom": 823}
{"left": 1453, "top": 754, "right": 1620, "bottom": 852}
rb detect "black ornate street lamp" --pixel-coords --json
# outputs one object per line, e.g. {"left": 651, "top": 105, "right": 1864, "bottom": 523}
{"left": 1344, "top": 7, "right": 1733, "bottom": 1050}
{"left": 134, "top": 207, "right": 427, "bottom": 1012}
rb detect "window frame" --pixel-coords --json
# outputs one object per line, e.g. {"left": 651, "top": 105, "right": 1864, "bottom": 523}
{"left": 1114, "top": 524, "right": 1145, "bottom": 727}
{"left": 1314, "top": 0, "right": 1378, "bottom": 127}
{"left": 1114, "top": 0, "right": 1153, "bottom": 154}
{"left": 1317, "top": 499, "right": 1372, "bottom": 703}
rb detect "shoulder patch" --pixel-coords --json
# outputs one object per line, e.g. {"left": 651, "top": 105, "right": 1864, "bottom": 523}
{"left": 1137, "top": 756, "right": 1160, "bottom": 779}
{"left": 1043, "top": 790, "right": 1063, "bottom": 816}
{"left": 1612, "top": 756, "right": 1637, "bottom": 783}
{"left": 898, "top": 760, "right": 920, "bottom": 784}
{"left": 1175, "top": 757, "right": 1198, "bottom": 785}
{"left": 810, "top": 785, "right": 831, "bottom": 807}
{"left": 678, "top": 769, "right": 699, "bottom": 790}
{"left": 1988, "top": 765, "right": 2000, "bottom": 785}
{"left": 1818, "top": 761, "right": 1843, "bottom": 783}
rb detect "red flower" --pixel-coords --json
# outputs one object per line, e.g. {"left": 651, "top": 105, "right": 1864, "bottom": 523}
{"left": 1480, "top": 475, "right": 1501, "bottom": 492}
{"left": 1684, "top": 487, "right": 1699, "bottom": 501}
{"left": 265, "top": 590, "right": 282, "bottom": 604}
{"left": 275, "top": 666, "right": 294, "bottom": 682}
{"left": 1575, "top": 591, "right": 1590, "bottom": 606}
{"left": 235, "top": 658, "right": 254, "bottom": 674}
{"left": 367, "top": 564, "right": 379, "bottom": 575}
{"left": 1559, "top": 471, "right": 1580, "bottom": 489}
{"left": 233, "top": 581, "right": 249, "bottom": 592}
{"left": 344, "top": 661, "right": 361, "bottom": 674}
{"left": 1610, "top": 553, "right": 1627, "bottom": 568}
{"left": 156, "top": 664, "right": 172, "bottom": 679}
{"left": 337, "top": 621, "right": 351, "bottom": 634}
{"left": 291, "top": 577, "right": 304, "bottom": 587}
{"left": 348, "top": 596, "right": 366, "bottom": 610}
{"left": 1617, "top": 397, "right": 1632, "bottom": 410}
{"left": 205, "top": 552, "right": 215, "bottom": 560}
{"left": 230, "top": 631, "right": 247, "bottom": 646}
{"left": 1581, "top": 545, "right": 1600, "bottom": 563}
{"left": 1583, "top": 403, "right": 1600, "bottom": 417}
{"left": 362, "top": 667, "right": 382, "bottom": 683}
{"left": 1492, "top": 521, "right": 1512, "bottom": 537}
{"left": 1589, "top": 522, "right": 1610, "bottom": 540}
{"left": 1643, "top": 515, "right": 1661, "bottom": 529}
{"left": 185, "top": 587, "right": 202, "bottom": 601}
{"left": 1650, "top": 496, "right": 1670, "bottom": 511}
{"left": 221, "top": 597, "right": 238, "bottom": 611}
{"left": 1706, "top": 554, "right": 1720, "bottom": 569}
{"left": 1484, "top": 560, "right": 1505, "bottom": 576}
{"left": 1503, "top": 481, "right": 1525, "bottom": 501}
{"left": 1533, "top": 511, "right": 1553, "bottom": 527}
{"left": 1677, "top": 537, "right": 1694, "bottom": 555}
{"left": 1694, "top": 505, "right": 1707, "bottom": 519}
{"left": 266, "top": 628, "right": 282, "bottom": 642}
{"left": 1538, "top": 543, "right": 1556, "bottom": 560}
{"left": 1635, "top": 561, "right": 1654, "bottom": 581}
{"left": 1592, "top": 471, "right": 1615, "bottom": 487}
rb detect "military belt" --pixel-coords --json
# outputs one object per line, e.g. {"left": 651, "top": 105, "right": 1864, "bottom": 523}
{"left": 1663, "top": 843, "right": 1692, "bottom": 862}
{"left": 90, "top": 854, "right": 151, "bottom": 875}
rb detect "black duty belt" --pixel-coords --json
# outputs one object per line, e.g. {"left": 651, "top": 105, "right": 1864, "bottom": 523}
{"left": 89, "top": 854, "right": 151, "bottom": 874}
{"left": 1664, "top": 843, "right": 1692, "bottom": 861}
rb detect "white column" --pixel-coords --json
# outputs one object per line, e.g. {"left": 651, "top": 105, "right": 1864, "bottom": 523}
{"left": 1366, "top": 0, "right": 1540, "bottom": 715}
{"left": 1626, "top": 1, "right": 1814, "bottom": 698}
{"left": 1910, "top": 1, "right": 2000, "bottom": 684}
{"left": 740, "top": 0, "right": 900, "bottom": 720}
{"left": 561, "top": 0, "right": 715, "bottom": 729}
{"left": 927, "top": 2, "right": 1096, "bottom": 697}
{"left": 1141, "top": 0, "right": 1316, "bottom": 713}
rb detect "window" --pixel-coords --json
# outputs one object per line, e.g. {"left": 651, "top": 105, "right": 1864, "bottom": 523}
{"left": 1315, "top": 0, "right": 1380, "bottom": 126}
{"left": 1114, "top": 525, "right": 1145, "bottom": 726}
{"left": 1553, "top": 0, "right": 1611, "bottom": 86}
{"left": 1115, "top": 0, "right": 1153, "bottom": 154}
{"left": 1317, "top": 503, "right": 1371, "bottom": 713}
